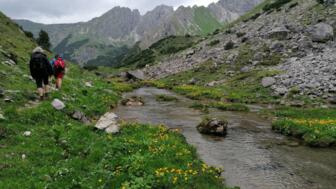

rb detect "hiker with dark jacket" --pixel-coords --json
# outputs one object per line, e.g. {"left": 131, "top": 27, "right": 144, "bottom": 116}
{"left": 29, "top": 47, "right": 53, "bottom": 100}
{"left": 53, "top": 54, "right": 66, "bottom": 90}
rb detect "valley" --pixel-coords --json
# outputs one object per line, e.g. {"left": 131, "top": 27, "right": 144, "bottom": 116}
{"left": 1, "top": 0, "right": 336, "bottom": 188}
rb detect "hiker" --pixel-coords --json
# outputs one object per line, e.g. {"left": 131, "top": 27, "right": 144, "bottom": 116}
{"left": 53, "top": 54, "right": 66, "bottom": 90}
{"left": 29, "top": 47, "right": 53, "bottom": 100}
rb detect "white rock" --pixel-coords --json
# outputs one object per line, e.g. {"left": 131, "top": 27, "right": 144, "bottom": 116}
{"left": 0, "top": 114, "right": 5, "bottom": 120}
{"left": 22, "top": 154, "right": 26, "bottom": 160}
{"left": 51, "top": 99, "right": 65, "bottom": 110}
{"left": 95, "top": 112, "right": 120, "bottom": 134}
{"left": 23, "top": 131, "right": 32, "bottom": 137}
{"left": 85, "top": 82, "right": 93, "bottom": 87}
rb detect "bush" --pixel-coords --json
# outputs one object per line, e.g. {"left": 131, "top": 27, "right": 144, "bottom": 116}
{"left": 208, "top": 39, "right": 220, "bottom": 46}
{"left": 224, "top": 41, "right": 235, "bottom": 50}
{"left": 262, "top": 0, "right": 292, "bottom": 12}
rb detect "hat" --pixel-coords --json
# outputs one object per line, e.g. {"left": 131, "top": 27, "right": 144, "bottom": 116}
{"left": 33, "top": 46, "right": 44, "bottom": 53}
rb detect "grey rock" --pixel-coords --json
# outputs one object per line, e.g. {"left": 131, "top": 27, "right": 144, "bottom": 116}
{"left": 121, "top": 96, "right": 144, "bottom": 106}
{"left": 270, "top": 41, "right": 285, "bottom": 52}
{"left": 71, "top": 110, "right": 90, "bottom": 124}
{"left": 329, "top": 96, "right": 336, "bottom": 104}
{"left": 4, "top": 97, "right": 13, "bottom": 103}
{"left": 268, "top": 26, "right": 290, "bottom": 40}
{"left": 197, "top": 118, "right": 228, "bottom": 137}
{"left": 308, "top": 23, "right": 334, "bottom": 43}
{"left": 126, "top": 70, "right": 145, "bottom": 80}
{"left": 262, "top": 77, "right": 276, "bottom": 87}
{"left": 188, "top": 78, "right": 197, "bottom": 85}
{"left": 241, "top": 66, "right": 252, "bottom": 73}
{"left": 51, "top": 99, "right": 65, "bottom": 110}
{"left": 275, "top": 87, "right": 288, "bottom": 96}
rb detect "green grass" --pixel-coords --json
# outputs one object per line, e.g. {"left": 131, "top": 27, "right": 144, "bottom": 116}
{"left": 272, "top": 108, "right": 336, "bottom": 147}
{"left": 0, "top": 11, "right": 230, "bottom": 188}
{"left": 193, "top": 7, "right": 222, "bottom": 35}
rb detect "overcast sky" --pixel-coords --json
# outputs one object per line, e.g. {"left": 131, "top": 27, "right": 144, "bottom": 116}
{"left": 0, "top": 0, "right": 217, "bottom": 24}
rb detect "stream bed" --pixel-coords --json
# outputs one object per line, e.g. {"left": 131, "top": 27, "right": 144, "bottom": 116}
{"left": 115, "top": 87, "right": 336, "bottom": 189}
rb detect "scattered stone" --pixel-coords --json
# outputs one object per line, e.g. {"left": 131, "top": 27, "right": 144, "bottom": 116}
{"left": 240, "top": 66, "right": 252, "bottom": 73}
{"left": 71, "top": 111, "right": 90, "bottom": 125}
{"left": 95, "top": 112, "right": 120, "bottom": 134}
{"left": 197, "top": 118, "right": 228, "bottom": 137}
{"left": 2, "top": 59, "right": 16, "bottom": 66}
{"left": 268, "top": 26, "right": 290, "bottom": 40}
{"left": 290, "top": 100, "right": 305, "bottom": 107}
{"left": 121, "top": 96, "right": 144, "bottom": 106}
{"left": 262, "top": 77, "right": 276, "bottom": 88}
{"left": 126, "top": 70, "right": 145, "bottom": 80}
{"left": 308, "top": 23, "right": 334, "bottom": 43}
{"left": 51, "top": 99, "right": 65, "bottom": 110}
{"left": 4, "top": 97, "right": 13, "bottom": 103}
{"left": 329, "top": 96, "right": 336, "bottom": 104}
{"left": 21, "top": 154, "right": 26, "bottom": 160}
{"left": 207, "top": 81, "right": 216, "bottom": 87}
{"left": 188, "top": 78, "right": 197, "bottom": 85}
{"left": 23, "top": 131, "right": 32, "bottom": 137}
{"left": 270, "top": 41, "right": 285, "bottom": 52}
{"left": 85, "top": 81, "right": 93, "bottom": 88}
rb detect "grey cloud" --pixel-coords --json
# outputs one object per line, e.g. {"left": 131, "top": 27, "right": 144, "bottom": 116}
{"left": 0, "top": 0, "right": 215, "bottom": 23}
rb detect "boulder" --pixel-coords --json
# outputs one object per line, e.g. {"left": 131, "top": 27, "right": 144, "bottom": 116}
{"left": 329, "top": 96, "right": 336, "bottom": 104}
{"left": 270, "top": 41, "right": 285, "bottom": 52}
{"left": 51, "top": 99, "right": 65, "bottom": 110}
{"left": 197, "top": 118, "right": 228, "bottom": 137}
{"left": 4, "top": 97, "right": 13, "bottom": 103}
{"left": 72, "top": 111, "right": 91, "bottom": 125}
{"left": 268, "top": 26, "right": 290, "bottom": 40}
{"left": 95, "top": 112, "right": 120, "bottom": 134}
{"left": 262, "top": 77, "right": 276, "bottom": 87}
{"left": 121, "top": 96, "right": 144, "bottom": 106}
{"left": 126, "top": 70, "right": 145, "bottom": 80}
{"left": 308, "top": 23, "right": 334, "bottom": 43}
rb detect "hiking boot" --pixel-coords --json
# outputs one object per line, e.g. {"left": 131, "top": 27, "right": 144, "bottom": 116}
{"left": 44, "top": 93, "right": 49, "bottom": 99}
{"left": 39, "top": 96, "right": 44, "bottom": 101}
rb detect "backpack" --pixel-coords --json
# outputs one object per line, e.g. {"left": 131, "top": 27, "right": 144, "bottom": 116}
{"left": 31, "top": 53, "right": 47, "bottom": 73}
{"left": 54, "top": 58, "right": 65, "bottom": 74}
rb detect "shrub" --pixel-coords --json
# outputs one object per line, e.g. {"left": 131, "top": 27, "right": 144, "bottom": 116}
{"left": 208, "top": 39, "right": 220, "bottom": 46}
{"left": 262, "top": 0, "right": 292, "bottom": 12}
{"left": 224, "top": 41, "right": 235, "bottom": 50}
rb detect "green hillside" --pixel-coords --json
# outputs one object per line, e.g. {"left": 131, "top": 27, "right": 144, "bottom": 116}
{"left": 0, "top": 11, "right": 228, "bottom": 188}
{"left": 193, "top": 7, "right": 222, "bottom": 35}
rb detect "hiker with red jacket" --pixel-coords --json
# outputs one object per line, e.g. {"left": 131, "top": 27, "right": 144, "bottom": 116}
{"left": 29, "top": 47, "right": 53, "bottom": 100}
{"left": 53, "top": 54, "right": 66, "bottom": 90}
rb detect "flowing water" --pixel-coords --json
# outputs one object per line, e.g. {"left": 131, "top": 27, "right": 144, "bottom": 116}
{"left": 115, "top": 87, "right": 336, "bottom": 189}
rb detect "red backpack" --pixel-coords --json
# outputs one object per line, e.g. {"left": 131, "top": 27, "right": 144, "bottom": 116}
{"left": 54, "top": 58, "right": 65, "bottom": 73}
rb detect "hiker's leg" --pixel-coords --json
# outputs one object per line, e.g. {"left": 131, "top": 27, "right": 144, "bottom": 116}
{"left": 56, "top": 78, "right": 62, "bottom": 89}
{"left": 43, "top": 76, "right": 50, "bottom": 97}
{"left": 35, "top": 77, "right": 44, "bottom": 100}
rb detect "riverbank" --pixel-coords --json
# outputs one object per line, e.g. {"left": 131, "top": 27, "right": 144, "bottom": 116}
{"left": 114, "top": 87, "right": 336, "bottom": 189}
{"left": 135, "top": 79, "right": 336, "bottom": 147}
{"left": 0, "top": 64, "right": 228, "bottom": 188}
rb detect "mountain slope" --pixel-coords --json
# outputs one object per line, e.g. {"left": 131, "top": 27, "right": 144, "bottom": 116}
{"left": 15, "top": 0, "right": 262, "bottom": 66}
